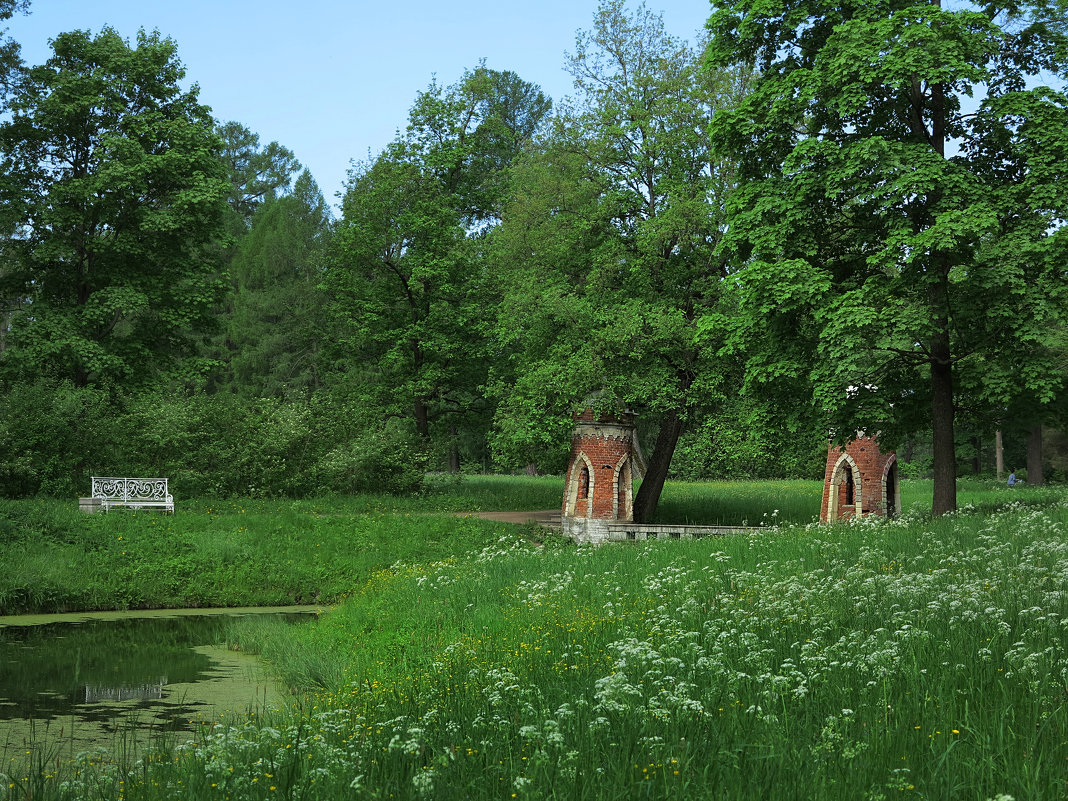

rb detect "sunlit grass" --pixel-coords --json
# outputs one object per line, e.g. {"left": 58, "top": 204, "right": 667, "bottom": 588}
{"left": 51, "top": 488, "right": 1067, "bottom": 800}
{"left": 3, "top": 477, "right": 1067, "bottom": 798}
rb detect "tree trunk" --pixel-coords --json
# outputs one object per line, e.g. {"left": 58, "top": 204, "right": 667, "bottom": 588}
{"left": 995, "top": 429, "right": 1004, "bottom": 481}
{"left": 447, "top": 425, "right": 460, "bottom": 473}
{"left": 1027, "top": 425, "right": 1043, "bottom": 486}
{"left": 972, "top": 435, "right": 982, "bottom": 475}
{"left": 414, "top": 398, "right": 430, "bottom": 440}
{"left": 930, "top": 330, "right": 957, "bottom": 515}
{"left": 632, "top": 410, "right": 684, "bottom": 523}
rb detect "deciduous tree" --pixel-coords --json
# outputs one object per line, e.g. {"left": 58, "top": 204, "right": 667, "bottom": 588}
{"left": 0, "top": 28, "right": 230, "bottom": 387}
{"left": 707, "top": 0, "right": 1068, "bottom": 514}
{"left": 492, "top": 1, "right": 748, "bottom": 520}
{"left": 329, "top": 66, "right": 550, "bottom": 469}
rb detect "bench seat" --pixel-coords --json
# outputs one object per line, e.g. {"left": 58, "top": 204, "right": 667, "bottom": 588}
{"left": 90, "top": 477, "right": 174, "bottom": 513}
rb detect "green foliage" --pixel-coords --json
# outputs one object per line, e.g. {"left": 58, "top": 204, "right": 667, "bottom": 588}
{"left": 0, "top": 28, "right": 230, "bottom": 387}
{"left": 0, "top": 0, "right": 26, "bottom": 96}
{"left": 490, "top": 1, "right": 751, "bottom": 516}
{"left": 224, "top": 171, "right": 332, "bottom": 398}
{"left": 669, "top": 396, "right": 826, "bottom": 481}
{"left": 706, "top": 0, "right": 1068, "bottom": 514}
{"left": 216, "top": 120, "right": 302, "bottom": 226}
{"left": 125, "top": 392, "right": 317, "bottom": 497}
{"left": 0, "top": 378, "right": 123, "bottom": 497}
{"left": 328, "top": 66, "right": 551, "bottom": 467}
{"left": 306, "top": 416, "right": 427, "bottom": 496}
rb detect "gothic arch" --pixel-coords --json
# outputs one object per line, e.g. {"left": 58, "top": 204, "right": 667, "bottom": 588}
{"left": 565, "top": 452, "right": 595, "bottom": 518}
{"left": 612, "top": 453, "right": 633, "bottom": 521}
{"left": 827, "top": 452, "right": 862, "bottom": 521}
{"left": 881, "top": 454, "right": 900, "bottom": 518}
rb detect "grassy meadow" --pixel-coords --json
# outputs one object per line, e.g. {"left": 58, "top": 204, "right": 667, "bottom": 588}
{"left": 2, "top": 476, "right": 1067, "bottom": 799}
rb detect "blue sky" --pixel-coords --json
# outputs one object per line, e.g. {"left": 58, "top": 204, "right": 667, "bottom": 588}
{"left": 8, "top": 1, "right": 714, "bottom": 207}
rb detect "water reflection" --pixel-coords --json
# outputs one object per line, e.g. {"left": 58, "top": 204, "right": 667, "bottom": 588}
{"left": 0, "top": 608, "right": 318, "bottom": 762}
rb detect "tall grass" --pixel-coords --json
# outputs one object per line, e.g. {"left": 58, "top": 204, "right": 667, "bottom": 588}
{"left": 655, "top": 476, "right": 1063, "bottom": 526}
{"left": 38, "top": 487, "right": 1068, "bottom": 801}
{"left": 0, "top": 494, "right": 551, "bottom": 614}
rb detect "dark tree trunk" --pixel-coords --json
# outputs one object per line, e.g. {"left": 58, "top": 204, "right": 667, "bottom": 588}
{"left": 995, "top": 429, "right": 1004, "bottom": 481}
{"left": 1027, "top": 425, "right": 1044, "bottom": 486}
{"left": 930, "top": 324, "right": 957, "bottom": 516}
{"left": 972, "top": 435, "right": 982, "bottom": 475}
{"left": 632, "top": 410, "right": 684, "bottom": 523}
{"left": 414, "top": 398, "right": 430, "bottom": 440}
{"left": 447, "top": 425, "right": 460, "bottom": 473}
{"left": 926, "top": 49, "right": 956, "bottom": 515}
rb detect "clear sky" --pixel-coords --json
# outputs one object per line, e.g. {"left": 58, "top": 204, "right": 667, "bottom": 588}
{"left": 7, "top": 1, "right": 714, "bottom": 208}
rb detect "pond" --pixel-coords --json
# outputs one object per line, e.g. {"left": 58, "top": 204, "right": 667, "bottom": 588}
{"left": 0, "top": 606, "right": 320, "bottom": 767}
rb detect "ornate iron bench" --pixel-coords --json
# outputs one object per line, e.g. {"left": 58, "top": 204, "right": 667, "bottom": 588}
{"left": 85, "top": 477, "right": 174, "bottom": 513}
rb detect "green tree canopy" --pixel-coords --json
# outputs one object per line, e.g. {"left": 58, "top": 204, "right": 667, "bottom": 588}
{"left": 328, "top": 66, "right": 551, "bottom": 469}
{"left": 0, "top": 27, "right": 230, "bottom": 387}
{"left": 0, "top": 0, "right": 27, "bottom": 99}
{"left": 706, "top": 0, "right": 1068, "bottom": 514}
{"left": 226, "top": 170, "right": 332, "bottom": 398}
{"left": 491, "top": 0, "right": 749, "bottom": 519}
{"left": 216, "top": 120, "right": 301, "bottom": 226}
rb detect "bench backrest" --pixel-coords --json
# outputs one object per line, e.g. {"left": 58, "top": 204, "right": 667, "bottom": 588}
{"left": 91, "top": 477, "right": 171, "bottom": 503}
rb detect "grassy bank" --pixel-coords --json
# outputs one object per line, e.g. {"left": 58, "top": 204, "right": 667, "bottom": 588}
{"left": 0, "top": 475, "right": 565, "bottom": 615}
{"left": 7, "top": 478, "right": 1065, "bottom": 799}
{"left": 0, "top": 476, "right": 1056, "bottom": 615}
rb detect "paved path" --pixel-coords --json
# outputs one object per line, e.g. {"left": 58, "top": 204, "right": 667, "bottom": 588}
{"left": 457, "top": 509, "right": 561, "bottom": 528}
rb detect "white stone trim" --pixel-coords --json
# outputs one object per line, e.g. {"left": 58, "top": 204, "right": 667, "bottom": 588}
{"left": 827, "top": 453, "right": 862, "bottom": 521}
{"left": 564, "top": 452, "right": 595, "bottom": 518}
{"left": 612, "top": 454, "right": 633, "bottom": 521}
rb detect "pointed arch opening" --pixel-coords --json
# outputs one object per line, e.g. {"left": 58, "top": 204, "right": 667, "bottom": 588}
{"left": 612, "top": 454, "right": 633, "bottom": 521}
{"left": 882, "top": 455, "right": 900, "bottom": 518}
{"left": 827, "top": 453, "right": 862, "bottom": 521}
{"left": 565, "top": 452, "right": 595, "bottom": 518}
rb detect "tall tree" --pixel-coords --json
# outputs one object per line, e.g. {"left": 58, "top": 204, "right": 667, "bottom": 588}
{"left": 707, "top": 0, "right": 1068, "bottom": 514}
{"left": 0, "top": 28, "right": 231, "bottom": 388}
{"left": 226, "top": 170, "right": 332, "bottom": 398}
{"left": 0, "top": 0, "right": 26, "bottom": 97}
{"left": 492, "top": 1, "right": 749, "bottom": 520}
{"left": 329, "top": 66, "right": 550, "bottom": 468}
{"left": 216, "top": 120, "right": 301, "bottom": 226}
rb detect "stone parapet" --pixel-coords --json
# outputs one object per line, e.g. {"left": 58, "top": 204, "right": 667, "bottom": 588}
{"left": 563, "top": 516, "right": 756, "bottom": 545}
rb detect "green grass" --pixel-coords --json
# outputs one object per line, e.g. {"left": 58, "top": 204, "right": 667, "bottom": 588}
{"left": 61, "top": 490, "right": 1068, "bottom": 801}
{"left": 0, "top": 476, "right": 1056, "bottom": 615}
{"left": 0, "top": 489, "right": 557, "bottom": 615}
{"left": 654, "top": 478, "right": 825, "bottom": 525}
{"left": 5, "top": 478, "right": 1066, "bottom": 800}
{"left": 5, "top": 477, "right": 1068, "bottom": 799}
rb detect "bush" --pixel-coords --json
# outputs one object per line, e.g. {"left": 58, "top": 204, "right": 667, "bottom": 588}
{"left": 0, "top": 379, "right": 123, "bottom": 497}
{"left": 305, "top": 409, "right": 426, "bottom": 495}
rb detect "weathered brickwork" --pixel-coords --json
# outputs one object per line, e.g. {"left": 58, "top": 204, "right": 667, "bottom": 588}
{"left": 820, "top": 435, "right": 900, "bottom": 522}
{"left": 562, "top": 407, "right": 636, "bottom": 526}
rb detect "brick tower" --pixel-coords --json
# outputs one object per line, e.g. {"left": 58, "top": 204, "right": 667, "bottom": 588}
{"left": 820, "top": 435, "right": 900, "bottom": 522}
{"left": 562, "top": 405, "right": 642, "bottom": 542}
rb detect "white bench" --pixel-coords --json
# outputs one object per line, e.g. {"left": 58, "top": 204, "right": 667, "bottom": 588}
{"left": 85, "top": 477, "right": 174, "bottom": 513}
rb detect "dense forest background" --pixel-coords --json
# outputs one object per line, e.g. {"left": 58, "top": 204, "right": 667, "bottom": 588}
{"left": 1, "top": 0, "right": 1066, "bottom": 511}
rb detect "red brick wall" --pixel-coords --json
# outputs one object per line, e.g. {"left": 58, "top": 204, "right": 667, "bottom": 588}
{"left": 563, "top": 416, "right": 634, "bottom": 520}
{"left": 820, "top": 436, "right": 896, "bottom": 522}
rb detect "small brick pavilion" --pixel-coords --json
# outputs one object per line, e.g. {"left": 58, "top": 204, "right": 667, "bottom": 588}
{"left": 561, "top": 404, "right": 643, "bottom": 542}
{"left": 820, "top": 435, "right": 900, "bottom": 522}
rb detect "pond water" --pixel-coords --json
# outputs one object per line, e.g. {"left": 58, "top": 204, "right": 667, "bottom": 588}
{"left": 0, "top": 606, "right": 320, "bottom": 767}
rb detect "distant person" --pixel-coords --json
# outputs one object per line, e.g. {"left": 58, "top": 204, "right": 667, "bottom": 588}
{"left": 1008, "top": 470, "right": 1019, "bottom": 487}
